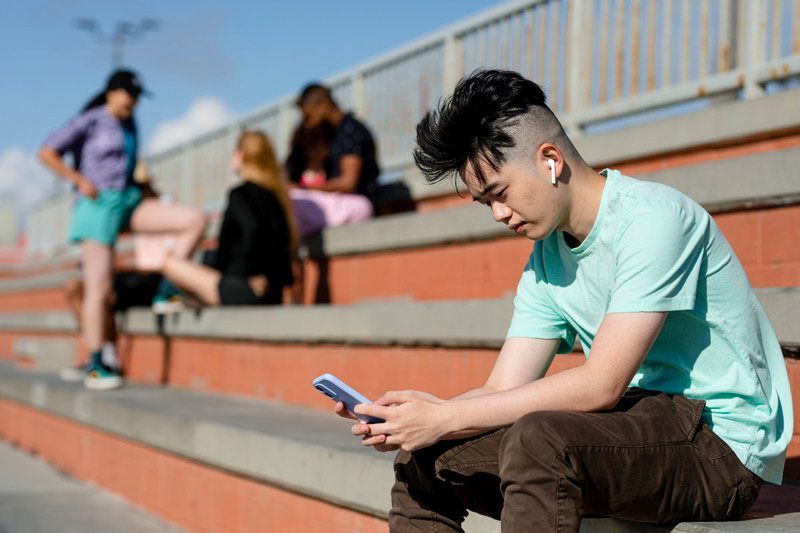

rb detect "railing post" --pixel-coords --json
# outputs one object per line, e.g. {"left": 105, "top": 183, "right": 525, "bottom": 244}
{"left": 442, "top": 34, "right": 461, "bottom": 98}
{"left": 564, "top": 0, "right": 586, "bottom": 137}
{"left": 736, "top": 0, "right": 766, "bottom": 99}
{"left": 352, "top": 73, "right": 367, "bottom": 119}
{"left": 277, "top": 103, "right": 296, "bottom": 163}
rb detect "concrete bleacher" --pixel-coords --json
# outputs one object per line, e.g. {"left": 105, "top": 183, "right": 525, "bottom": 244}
{"left": 1, "top": 362, "right": 798, "bottom": 533}
{"left": 2, "top": 59, "right": 800, "bottom": 533}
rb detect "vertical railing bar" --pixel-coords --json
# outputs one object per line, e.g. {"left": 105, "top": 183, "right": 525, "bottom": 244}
{"left": 581, "top": 0, "right": 596, "bottom": 109}
{"left": 718, "top": 0, "right": 732, "bottom": 70}
{"left": 502, "top": 15, "right": 511, "bottom": 69}
{"left": 701, "top": 0, "right": 711, "bottom": 77}
{"left": 513, "top": 11, "right": 523, "bottom": 72}
{"left": 662, "top": 0, "right": 673, "bottom": 88}
{"left": 556, "top": 0, "right": 568, "bottom": 114}
{"left": 598, "top": 0, "right": 610, "bottom": 102}
{"left": 681, "top": 0, "right": 692, "bottom": 83}
{"left": 531, "top": 5, "right": 541, "bottom": 83}
{"left": 737, "top": 0, "right": 767, "bottom": 97}
{"left": 613, "top": 0, "right": 626, "bottom": 100}
{"left": 770, "top": 0, "right": 782, "bottom": 60}
{"left": 489, "top": 20, "right": 498, "bottom": 67}
{"left": 629, "top": 0, "right": 640, "bottom": 97}
{"left": 550, "top": 0, "right": 561, "bottom": 111}
{"left": 525, "top": 7, "right": 534, "bottom": 79}
{"left": 794, "top": 0, "right": 800, "bottom": 55}
{"left": 545, "top": 0, "right": 555, "bottom": 96}
{"left": 443, "top": 35, "right": 459, "bottom": 97}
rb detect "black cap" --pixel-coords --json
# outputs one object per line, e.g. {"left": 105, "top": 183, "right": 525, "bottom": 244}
{"left": 105, "top": 69, "right": 150, "bottom": 98}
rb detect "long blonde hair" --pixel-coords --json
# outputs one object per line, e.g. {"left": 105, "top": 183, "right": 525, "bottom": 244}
{"left": 236, "top": 130, "right": 299, "bottom": 251}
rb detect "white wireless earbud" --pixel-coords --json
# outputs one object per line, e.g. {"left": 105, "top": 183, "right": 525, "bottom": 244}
{"left": 547, "top": 159, "right": 557, "bottom": 186}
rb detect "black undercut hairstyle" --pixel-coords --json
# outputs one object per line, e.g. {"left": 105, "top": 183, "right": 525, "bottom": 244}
{"left": 414, "top": 69, "right": 556, "bottom": 185}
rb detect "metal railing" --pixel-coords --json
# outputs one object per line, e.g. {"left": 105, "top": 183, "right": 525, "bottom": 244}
{"left": 25, "top": 0, "right": 800, "bottom": 255}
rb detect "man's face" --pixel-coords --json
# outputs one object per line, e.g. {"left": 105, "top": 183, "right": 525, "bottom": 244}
{"left": 463, "top": 155, "right": 563, "bottom": 242}
{"left": 299, "top": 100, "right": 328, "bottom": 127}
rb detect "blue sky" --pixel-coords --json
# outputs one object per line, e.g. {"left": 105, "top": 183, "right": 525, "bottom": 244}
{"left": 0, "top": 0, "right": 502, "bottom": 205}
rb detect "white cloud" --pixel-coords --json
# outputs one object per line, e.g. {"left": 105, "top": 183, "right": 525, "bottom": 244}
{"left": 0, "top": 146, "right": 56, "bottom": 206}
{"left": 146, "top": 97, "right": 234, "bottom": 154}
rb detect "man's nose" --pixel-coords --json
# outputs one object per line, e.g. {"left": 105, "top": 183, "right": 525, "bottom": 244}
{"left": 490, "top": 201, "right": 511, "bottom": 222}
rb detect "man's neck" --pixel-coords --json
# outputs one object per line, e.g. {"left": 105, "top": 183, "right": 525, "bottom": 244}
{"left": 560, "top": 165, "right": 607, "bottom": 244}
{"left": 328, "top": 108, "right": 345, "bottom": 126}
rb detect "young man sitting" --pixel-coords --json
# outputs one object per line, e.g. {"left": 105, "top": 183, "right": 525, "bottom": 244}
{"left": 336, "top": 70, "right": 793, "bottom": 531}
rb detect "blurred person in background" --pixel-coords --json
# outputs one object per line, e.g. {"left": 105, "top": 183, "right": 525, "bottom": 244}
{"left": 152, "top": 130, "right": 296, "bottom": 307}
{"left": 286, "top": 83, "right": 378, "bottom": 236}
{"left": 59, "top": 161, "right": 172, "bottom": 383}
{"left": 39, "top": 69, "right": 206, "bottom": 390}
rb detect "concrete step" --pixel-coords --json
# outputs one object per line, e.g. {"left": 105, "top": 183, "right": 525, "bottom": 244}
{"left": 13, "top": 337, "right": 77, "bottom": 370}
{"left": 0, "top": 289, "right": 797, "bottom": 417}
{"left": 0, "top": 438, "right": 183, "bottom": 533}
{"left": 0, "top": 363, "right": 797, "bottom": 532}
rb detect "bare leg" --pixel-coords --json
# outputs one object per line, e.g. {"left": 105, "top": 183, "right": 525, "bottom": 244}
{"left": 81, "top": 241, "right": 113, "bottom": 352}
{"left": 64, "top": 277, "right": 116, "bottom": 362}
{"left": 129, "top": 199, "right": 206, "bottom": 259}
{"left": 64, "top": 278, "right": 83, "bottom": 327}
{"left": 162, "top": 255, "right": 222, "bottom": 305}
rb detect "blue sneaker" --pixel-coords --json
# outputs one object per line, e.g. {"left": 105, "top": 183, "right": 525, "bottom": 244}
{"left": 151, "top": 278, "right": 185, "bottom": 314}
{"left": 83, "top": 353, "right": 123, "bottom": 391}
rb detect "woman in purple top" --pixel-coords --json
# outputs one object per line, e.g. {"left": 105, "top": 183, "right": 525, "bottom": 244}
{"left": 39, "top": 69, "right": 206, "bottom": 390}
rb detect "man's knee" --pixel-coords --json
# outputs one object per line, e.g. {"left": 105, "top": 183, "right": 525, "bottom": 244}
{"left": 500, "top": 411, "right": 571, "bottom": 466}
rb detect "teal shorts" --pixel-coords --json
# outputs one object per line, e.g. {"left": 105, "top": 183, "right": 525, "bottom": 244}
{"left": 69, "top": 186, "right": 143, "bottom": 246}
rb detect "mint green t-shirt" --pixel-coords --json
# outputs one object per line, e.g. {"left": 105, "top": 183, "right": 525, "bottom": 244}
{"left": 507, "top": 169, "right": 793, "bottom": 484}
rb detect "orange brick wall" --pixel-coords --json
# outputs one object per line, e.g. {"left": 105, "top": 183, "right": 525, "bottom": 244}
{"left": 0, "top": 288, "right": 71, "bottom": 312}
{"left": 717, "top": 207, "right": 800, "bottom": 287}
{"left": 302, "top": 205, "right": 800, "bottom": 305}
{"left": 0, "top": 400, "right": 388, "bottom": 533}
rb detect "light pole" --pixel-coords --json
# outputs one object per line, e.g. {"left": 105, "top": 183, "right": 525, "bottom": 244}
{"left": 74, "top": 18, "right": 159, "bottom": 69}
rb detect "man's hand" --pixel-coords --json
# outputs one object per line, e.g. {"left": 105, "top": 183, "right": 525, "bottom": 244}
{"left": 352, "top": 390, "right": 451, "bottom": 452}
{"left": 333, "top": 400, "right": 399, "bottom": 452}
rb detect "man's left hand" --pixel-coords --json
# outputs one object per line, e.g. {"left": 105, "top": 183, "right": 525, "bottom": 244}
{"left": 353, "top": 390, "right": 451, "bottom": 452}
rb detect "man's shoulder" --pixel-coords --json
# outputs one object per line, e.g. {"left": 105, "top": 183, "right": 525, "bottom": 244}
{"left": 338, "top": 113, "right": 373, "bottom": 139}
{"left": 612, "top": 174, "right": 705, "bottom": 223}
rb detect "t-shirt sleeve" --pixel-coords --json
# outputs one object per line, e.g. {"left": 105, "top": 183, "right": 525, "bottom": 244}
{"left": 339, "top": 121, "right": 370, "bottom": 157}
{"left": 607, "top": 200, "right": 706, "bottom": 313}
{"left": 42, "top": 112, "right": 92, "bottom": 155}
{"left": 506, "top": 257, "right": 577, "bottom": 354}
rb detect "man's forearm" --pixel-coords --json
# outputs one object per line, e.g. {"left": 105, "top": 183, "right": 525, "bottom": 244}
{"left": 316, "top": 175, "right": 357, "bottom": 193}
{"left": 449, "top": 385, "right": 497, "bottom": 402}
{"left": 440, "top": 362, "right": 617, "bottom": 439}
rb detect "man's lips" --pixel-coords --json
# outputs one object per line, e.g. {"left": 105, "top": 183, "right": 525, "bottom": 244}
{"left": 510, "top": 222, "right": 527, "bottom": 234}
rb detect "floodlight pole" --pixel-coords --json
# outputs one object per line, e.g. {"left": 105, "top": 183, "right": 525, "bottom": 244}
{"left": 75, "top": 18, "right": 159, "bottom": 69}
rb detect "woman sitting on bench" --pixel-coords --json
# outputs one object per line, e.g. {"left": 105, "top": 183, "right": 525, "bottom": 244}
{"left": 158, "top": 130, "right": 297, "bottom": 306}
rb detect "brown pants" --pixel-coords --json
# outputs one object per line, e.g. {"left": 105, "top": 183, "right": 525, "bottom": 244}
{"left": 390, "top": 389, "right": 762, "bottom": 532}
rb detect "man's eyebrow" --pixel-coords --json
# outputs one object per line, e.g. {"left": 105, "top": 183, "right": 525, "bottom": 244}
{"left": 472, "top": 181, "right": 499, "bottom": 201}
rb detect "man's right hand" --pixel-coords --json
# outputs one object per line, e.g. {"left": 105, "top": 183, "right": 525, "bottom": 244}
{"left": 334, "top": 401, "right": 400, "bottom": 453}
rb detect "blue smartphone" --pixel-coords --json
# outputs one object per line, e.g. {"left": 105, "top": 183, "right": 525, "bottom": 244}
{"left": 312, "top": 373, "right": 385, "bottom": 424}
